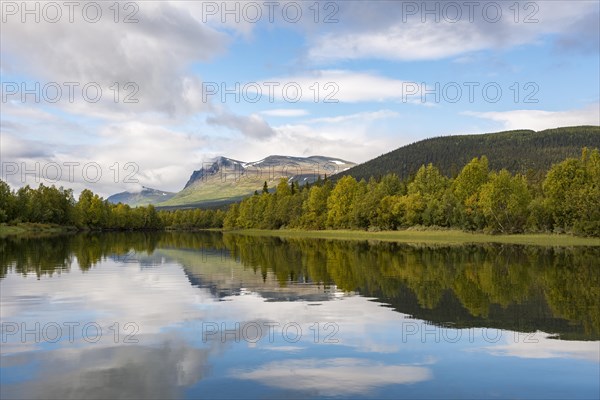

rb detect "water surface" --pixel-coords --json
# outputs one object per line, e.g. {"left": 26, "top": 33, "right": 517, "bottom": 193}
{"left": 1, "top": 232, "right": 598, "bottom": 399}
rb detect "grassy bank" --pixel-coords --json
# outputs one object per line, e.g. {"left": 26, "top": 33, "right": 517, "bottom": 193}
{"left": 0, "top": 223, "right": 77, "bottom": 237}
{"left": 226, "top": 228, "right": 600, "bottom": 246}
{"left": 2, "top": 223, "right": 599, "bottom": 246}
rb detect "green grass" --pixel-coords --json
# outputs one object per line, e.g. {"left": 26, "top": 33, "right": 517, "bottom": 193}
{"left": 0, "top": 223, "right": 77, "bottom": 237}
{"left": 225, "top": 228, "right": 600, "bottom": 247}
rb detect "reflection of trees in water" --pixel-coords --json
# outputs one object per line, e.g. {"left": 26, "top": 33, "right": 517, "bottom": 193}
{"left": 1, "top": 232, "right": 598, "bottom": 338}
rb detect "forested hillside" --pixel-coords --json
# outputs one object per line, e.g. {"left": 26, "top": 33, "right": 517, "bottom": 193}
{"left": 340, "top": 126, "right": 600, "bottom": 182}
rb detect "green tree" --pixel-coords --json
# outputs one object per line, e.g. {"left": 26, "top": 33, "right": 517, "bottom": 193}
{"left": 223, "top": 203, "right": 240, "bottom": 229}
{"left": 276, "top": 178, "right": 292, "bottom": 197}
{"left": 479, "top": 170, "right": 531, "bottom": 233}
{"left": 0, "top": 180, "right": 16, "bottom": 223}
{"left": 453, "top": 156, "right": 489, "bottom": 202}
{"left": 327, "top": 176, "right": 359, "bottom": 229}
{"left": 300, "top": 184, "right": 330, "bottom": 229}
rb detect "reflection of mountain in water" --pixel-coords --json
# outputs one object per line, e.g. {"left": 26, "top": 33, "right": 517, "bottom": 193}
{"left": 1, "top": 231, "right": 598, "bottom": 340}
{"left": 156, "top": 248, "right": 339, "bottom": 303}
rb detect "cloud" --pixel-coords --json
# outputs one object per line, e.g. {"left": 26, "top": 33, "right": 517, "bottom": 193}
{"left": 216, "top": 118, "right": 394, "bottom": 164}
{"left": 463, "top": 104, "right": 600, "bottom": 131}
{"left": 0, "top": 341, "right": 215, "bottom": 399}
{"left": 258, "top": 70, "right": 424, "bottom": 103}
{"left": 479, "top": 331, "right": 600, "bottom": 362}
{"left": 0, "top": 133, "right": 54, "bottom": 159}
{"left": 306, "top": 109, "right": 399, "bottom": 124}
{"left": 207, "top": 111, "right": 276, "bottom": 139}
{"left": 234, "top": 358, "right": 432, "bottom": 396}
{"left": 1, "top": 2, "right": 230, "bottom": 118}
{"left": 1, "top": 121, "right": 209, "bottom": 196}
{"left": 305, "top": 1, "right": 600, "bottom": 63}
{"left": 554, "top": 12, "right": 600, "bottom": 54}
{"left": 260, "top": 109, "right": 309, "bottom": 117}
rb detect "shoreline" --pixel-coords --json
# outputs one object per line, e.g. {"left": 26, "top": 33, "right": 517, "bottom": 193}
{"left": 225, "top": 228, "right": 600, "bottom": 247}
{"left": 2, "top": 223, "right": 599, "bottom": 246}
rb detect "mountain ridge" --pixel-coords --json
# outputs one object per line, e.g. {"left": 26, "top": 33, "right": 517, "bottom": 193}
{"left": 107, "top": 186, "right": 176, "bottom": 207}
{"left": 108, "top": 155, "right": 356, "bottom": 207}
{"left": 338, "top": 125, "right": 600, "bottom": 182}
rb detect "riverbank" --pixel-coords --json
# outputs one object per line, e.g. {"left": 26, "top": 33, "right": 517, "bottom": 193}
{"left": 2, "top": 223, "right": 599, "bottom": 246}
{"left": 0, "top": 223, "right": 78, "bottom": 237}
{"left": 225, "top": 228, "right": 600, "bottom": 246}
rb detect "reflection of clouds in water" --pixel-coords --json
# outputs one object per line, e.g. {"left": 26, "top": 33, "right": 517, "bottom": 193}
{"left": 0, "top": 337, "right": 222, "bottom": 400}
{"left": 3, "top": 252, "right": 598, "bottom": 399}
{"left": 206, "top": 292, "right": 407, "bottom": 353}
{"left": 0, "top": 259, "right": 214, "bottom": 344}
{"left": 478, "top": 331, "right": 600, "bottom": 362}
{"left": 233, "top": 358, "right": 432, "bottom": 396}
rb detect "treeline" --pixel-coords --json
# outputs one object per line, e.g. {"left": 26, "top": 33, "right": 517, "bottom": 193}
{"left": 0, "top": 186, "right": 165, "bottom": 230}
{"left": 1, "top": 148, "right": 598, "bottom": 236}
{"left": 0, "top": 183, "right": 225, "bottom": 230}
{"left": 224, "top": 148, "right": 600, "bottom": 236}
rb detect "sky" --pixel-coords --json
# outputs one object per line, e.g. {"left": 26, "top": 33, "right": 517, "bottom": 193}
{"left": 1, "top": 0, "right": 599, "bottom": 196}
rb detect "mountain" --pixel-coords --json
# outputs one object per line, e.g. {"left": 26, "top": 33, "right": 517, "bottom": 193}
{"left": 338, "top": 126, "right": 600, "bottom": 182}
{"left": 157, "top": 155, "right": 355, "bottom": 208}
{"left": 107, "top": 187, "right": 175, "bottom": 207}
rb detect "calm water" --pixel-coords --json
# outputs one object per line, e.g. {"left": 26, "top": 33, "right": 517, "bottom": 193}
{"left": 1, "top": 232, "right": 599, "bottom": 399}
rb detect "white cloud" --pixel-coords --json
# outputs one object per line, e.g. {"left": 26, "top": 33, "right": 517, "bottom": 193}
{"left": 1, "top": 121, "right": 209, "bottom": 196}
{"left": 479, "top": 331, "right": 600, "bottom": 362}
{"left": 218, "top": 120, "right": 391, "bottom": 164}
{"left": 463, "top": 104, "right": 600, "bottom": 131}
{"left": 260, "top": 109, "right": 309, "bottom": 117}
{"left": 258, "top": 70, "right": 424, "bottom": 103}
{"left": 306, "top": 1, "right": 599, "bottom": 63}
{"left": 0, "top": 2, "right": 230, "bottom": 118}
{"left": 306, "top": 109, "right": 399, "bottom": 124}
{"left": 234, "top": 358, "right": 432, "bottom": 395}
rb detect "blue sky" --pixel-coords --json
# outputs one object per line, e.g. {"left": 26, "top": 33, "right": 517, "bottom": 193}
{"left": 1, "top": 0, "right": 598, "bottom": 195}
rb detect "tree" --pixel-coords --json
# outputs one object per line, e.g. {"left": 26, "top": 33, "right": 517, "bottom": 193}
{"left": 262, "top": 181, "right": 269, "bottom": 194}
{"left": 408, "top": 164, "right": 449, "bottom": 199}
{"left": 0, "top": 180, "right": 16, "bottom": 223}
{"left": 300, "top": 184, "right": 330, "bottom": 229}
{"left": 223, "top": 203, "right": 240, "bottom": 229}
{"left": 541, "top": 148, "right": 600, "bottom": 235}
{"left": 327, "top": 176, "right": 359, "bottom": 229}
{"left": 479, "top": 170, "right": 531, "bottom": 233}
{"left": 453, "top": 156, "right": 489, "bottom": 203}
{"left": 453, "top": 156, "right": 489, "bottom": 229}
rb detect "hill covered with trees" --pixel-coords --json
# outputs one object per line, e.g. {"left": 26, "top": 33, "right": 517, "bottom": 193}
{"left": 221, "top": 148, "right": 600, "bottom": 236}
{"left": 339, "top": 126, "right": 600, "bottom": 182}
